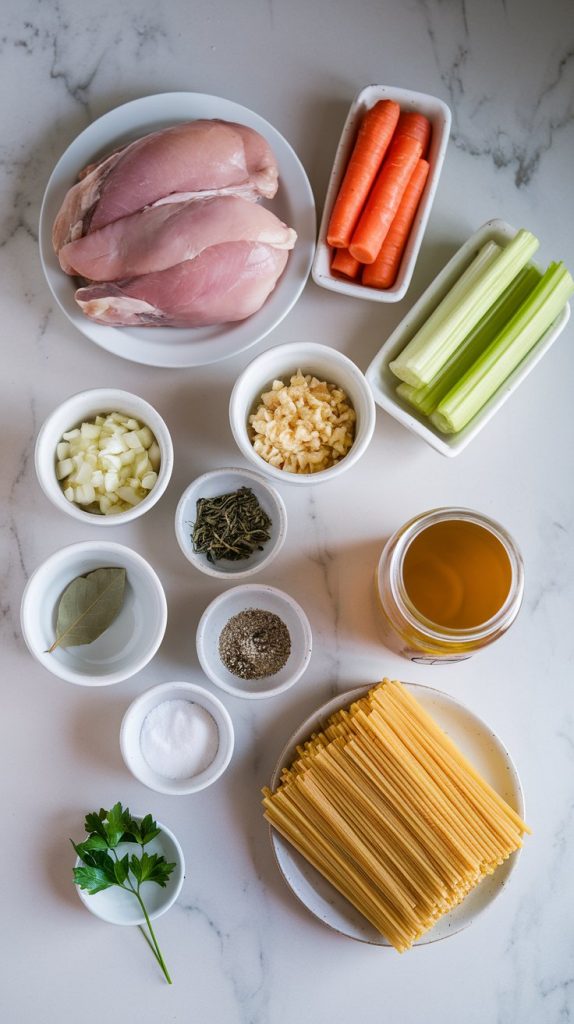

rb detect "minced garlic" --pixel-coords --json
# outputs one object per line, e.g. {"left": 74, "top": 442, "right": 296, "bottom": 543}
{"left": 248, "top": 370, "right": 356, "bottom": 474}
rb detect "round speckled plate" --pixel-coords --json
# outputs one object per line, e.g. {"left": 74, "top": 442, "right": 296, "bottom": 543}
{"left": 39, "top": 92, "right": 315, "bottom": 367}
{"left": 269, "top": 683, "right": 525, "bottom": 946}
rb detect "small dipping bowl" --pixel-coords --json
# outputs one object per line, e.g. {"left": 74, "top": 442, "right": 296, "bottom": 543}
{"left": 175, "top": 467, "right": 287, "bottom": 579}
{"left": 20, "top": 541, "right": 167, "bottom": 686}
{"left": 35, "top": 388, "right": 174, "bottom": 524}
{"left": 120, "top": 681, "right": 235, "bottom": 795}
{"left": 196, "top": 583, "right": 313, "bottom": 699}
{"left": 75, "top": 817, "right": 185, "bottom": 925}
{"left": 229, "top": 342, "right": 376, "bottom": 486}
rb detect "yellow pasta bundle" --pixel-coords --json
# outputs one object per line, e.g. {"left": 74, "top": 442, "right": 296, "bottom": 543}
{"left": 262, "top": 680, "right": 530, "bottom": 952}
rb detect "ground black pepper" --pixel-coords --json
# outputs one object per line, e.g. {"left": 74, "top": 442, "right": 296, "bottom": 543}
{"left": 218, "top": 608, "right": 291, "bottom": 679}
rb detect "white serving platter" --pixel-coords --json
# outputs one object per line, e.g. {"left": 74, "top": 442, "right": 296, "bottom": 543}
{"left": 39, "top": 92, "right": 316, "bottom": 368}
{"left": 366, "top": 219, "right": 571, "bottom": 456}
{"left": 269, "top": 682, "right": 526, "bottom": 946}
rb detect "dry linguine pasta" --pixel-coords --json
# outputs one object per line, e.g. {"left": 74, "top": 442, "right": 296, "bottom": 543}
{"left": 262, "top": 679, "right": 530, "bottom": 952}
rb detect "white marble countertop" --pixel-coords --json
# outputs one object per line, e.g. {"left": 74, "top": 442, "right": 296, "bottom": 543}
{"left": 2, "top": 0, "right": 573, "bottom": 1021}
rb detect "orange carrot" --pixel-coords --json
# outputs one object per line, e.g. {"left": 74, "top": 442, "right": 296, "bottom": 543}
{"left": 331, "top": 247, "right": 362, "bottom": 280}
{"left": 363, "top": 159, "right": 430, "bottom": 289}
{"left": 399, "top": 112, "right": 432, "bottom": 157}
{"left": 349, "top": 113, "right": 424, "bottom": 264}
{"left": 326, "top": 100, "right": 400, "bottom": 249}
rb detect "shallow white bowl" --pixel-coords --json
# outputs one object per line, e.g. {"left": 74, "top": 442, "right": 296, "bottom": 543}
{"left": 312, "top": 84, "right": 451, "bottom": 303}
{"left": 196, "top": 584, "right": 312, "bottom": 699}
{"left": 120, "top": 681, "right": 235, "bottom": 795}
{"left": 175, "top": 467, "right": 287, "bottom": 579}
{"left": 75, "top": 817, "right": 185, "bottom": 925}
{"left": 20, "top": 541, "right": 167, "bottom": 686}
{"left": 39, "top": 92, "right": 316, "bottom": 368}
{"left": 229, "top": 342, "right": 376, "bottom": 485}
{"left": 366, "top": 219, "right": 572, "bottom": 457}
{"left": 35, "top": 388, "right": 174, "bottom": 525}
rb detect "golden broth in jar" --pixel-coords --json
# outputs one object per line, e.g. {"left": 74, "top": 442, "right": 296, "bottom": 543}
{"left": 376, "top": 508, "right": 523, "bottom": 663}
{"left": 401, "top": 519, "right": 512, "bottom": 630}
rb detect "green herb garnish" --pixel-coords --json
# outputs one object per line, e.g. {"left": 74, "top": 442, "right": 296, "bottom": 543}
{"left": 71, "top": 802, "right": 175, "bottom": 984}
{"left": 192, "top": 486, "right": 272, "bottom": 563}
{"left": 48, "top": 567, "right": 126, "bottom": 653}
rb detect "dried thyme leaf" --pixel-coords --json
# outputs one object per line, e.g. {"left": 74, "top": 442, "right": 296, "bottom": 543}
{"left": 191, "top": 487, "right": 272, "bottom": 563}
{"left": 47, "top": 566, "right": 126, "bottom": 653}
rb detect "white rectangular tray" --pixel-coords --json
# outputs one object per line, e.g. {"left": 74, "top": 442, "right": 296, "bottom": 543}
{"left": 365, "top": 218, "right": 571, "bottom": 456}
{"left": 312, "top": 84, "right": 451, "bottom": 303}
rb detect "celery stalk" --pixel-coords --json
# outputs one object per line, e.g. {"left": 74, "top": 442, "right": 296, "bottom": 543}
{"left": 396, "top": 266, "right": 542, "bottom": 416}
{"left": 431, "top": 261, "right": 574, "bottom": 435}
{"left": 390, "top": 229, "right": 540, "bottom": 388}
{"left": 389, "top": 241, "right": 501, "bottom": 387}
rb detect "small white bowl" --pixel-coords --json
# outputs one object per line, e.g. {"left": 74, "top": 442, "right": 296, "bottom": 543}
{"left": 312, "top": 84, "right": 451, "bottom": 303}
{"left": 75, "top": 817, "right": 185, "bottom": 925}
{"left": 35, "top": 388, "right": 174, "bottom": 524}
{"left": 229, "top": 342, "right": 376, "bottom": 485}
{"left": 20, "top": 541, "right": 167, "bottom": 686}
{"left": 366, "top": 219, "right": 572, "bottom": 457}
{"left": 120, "top": 681, "right": 235, "bottom": 795}
{"left": 196, "top": 584, "right": 312, "bottom": 699}
{"left": 175, "top": 467, "right": 287, "bottom": 579}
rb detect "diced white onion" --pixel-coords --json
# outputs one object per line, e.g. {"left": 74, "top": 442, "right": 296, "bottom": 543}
{"left": 55, "top": 411, "right": 160, "bottom": 515}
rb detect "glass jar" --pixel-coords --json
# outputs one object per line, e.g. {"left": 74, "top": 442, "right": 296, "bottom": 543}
{"left": 376, "top": 507, "right": 524, "bottom": 664}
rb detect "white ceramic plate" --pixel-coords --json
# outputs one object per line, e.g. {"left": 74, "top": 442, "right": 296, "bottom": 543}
{"left": 366, "top": 219, "right": 571, "bottom": 456}
{"left": 312, "top": 85, "right": 451, "bottom": 303}
{"left": 75, "top": 817, "right": 185, "bottom": 925}
{"left": 269, "top": 683, "right": 525, "bottom": 946}
{"left": 39, "top": 92, "right": 316, "bottom": 368}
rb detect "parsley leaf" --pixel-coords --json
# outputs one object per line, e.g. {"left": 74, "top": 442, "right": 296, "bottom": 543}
{"left": 71, "top": 802, "right": 176, "bottom": 983}
{"left": 73, "top": 866, "right": 115, "bottom": 895}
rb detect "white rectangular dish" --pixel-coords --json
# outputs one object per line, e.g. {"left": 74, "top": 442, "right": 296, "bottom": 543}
{"left": 312, "top": 84, "right": 451, "bottom": 303}
{"left": 365, "top": 218, "right": 571, "bottom": 457}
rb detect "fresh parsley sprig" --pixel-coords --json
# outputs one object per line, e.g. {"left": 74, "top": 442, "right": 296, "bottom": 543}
{"left": 71, "top": 802, "right": 176, "bottom": 983}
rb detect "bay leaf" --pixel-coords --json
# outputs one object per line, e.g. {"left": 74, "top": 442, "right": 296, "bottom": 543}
{"left": 47, "top": 567, "right": 126, "bottom": 653}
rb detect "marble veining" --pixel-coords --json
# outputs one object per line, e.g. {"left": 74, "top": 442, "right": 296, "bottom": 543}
{"left": 1, "top": 0, "right": 573, "bottom": 1021}
{"left": 419, "top": 0, "right": 574, "bottom": 186}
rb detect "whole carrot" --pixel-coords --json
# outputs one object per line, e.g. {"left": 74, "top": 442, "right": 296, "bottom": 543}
{"left": 326, "top": 100, "right": 400, "bottom": 249}
{"left": 349, "top": 112, "right": 430, "bottom": 264}
{"left": 400, "top": 112, "right": 432, "bottom": 157}
{"left": 363, "top": 159, "right": 430, "bottom": 289}
{"left": 331, "top": 247, "right": 362, "bottom": 280}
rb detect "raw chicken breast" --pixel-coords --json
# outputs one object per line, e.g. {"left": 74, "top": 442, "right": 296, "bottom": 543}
{"left": 74, "top": 241, "right": 289, "bottom": 327}
{"left": 58, "top": 195, "right": 296, "bottom": 280}
{"left": 52, "top": 120, "right": 278, "bottom": 251}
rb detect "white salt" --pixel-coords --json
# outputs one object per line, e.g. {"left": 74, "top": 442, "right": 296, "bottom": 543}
{"left": 140, "top": 699, "right": 219, "bottom": 780}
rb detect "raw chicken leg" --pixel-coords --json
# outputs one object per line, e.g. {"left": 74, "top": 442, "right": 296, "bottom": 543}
{"left": 58, "top": 195, "right": 296, "bottom": 280}
{"left": 52, "top": 120, "right": 279, "bottom": 251}
{"left": 75, "top": 241, "right": 289, "bottom": 328}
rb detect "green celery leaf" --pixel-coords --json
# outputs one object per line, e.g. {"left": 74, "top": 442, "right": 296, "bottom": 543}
{"left": 73, "top": 866, "right": 115, "bottom": 895}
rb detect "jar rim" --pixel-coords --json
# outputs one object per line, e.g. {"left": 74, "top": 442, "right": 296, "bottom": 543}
{"left": 389, "top": 507, "right": 524, "bottom": 643}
